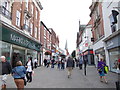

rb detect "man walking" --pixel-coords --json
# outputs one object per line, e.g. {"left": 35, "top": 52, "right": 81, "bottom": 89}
{"left": 83, "top": 56, "right": 88, "bottom": 76}
{"left": 66, "top": 56, "right": 74, "bottom": 78}
{"left": 0, "top": 56, "right": 12, "bottom": 89}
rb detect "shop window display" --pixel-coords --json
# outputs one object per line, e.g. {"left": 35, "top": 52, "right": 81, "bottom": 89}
{"left": 109, "top": 48, "right": 120, "bottom": 73}
{"left": 0, "top": 41, "right": 11, "bottom": 62}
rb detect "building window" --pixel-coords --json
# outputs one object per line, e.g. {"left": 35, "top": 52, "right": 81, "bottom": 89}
{"left": 44, "top": 39, "right": 46, "bottom": 48}
{"left": 34, "top": 27, "right": 37, "bottom": 38}
{"left": 30, "top": 23, "right": 33, "bottom": 35}
{"left": 2, "top": 1, "right": 8, "bottom": 10}
{"left": 16, "top": 10, "right": 21, "bottom": 27}
{"left": 31, "top": 4, "right": 33, "bottom": 14}
{"left": 44, "top": 29, "right": 46, "bottom": 36}
{"left": 36, "top": 10, "right": 38, "bottom": 19}
{"left": 25, "top": 0, "right": 28, "bottom": 10}
{"left": 109, "top": 14, "right": 117, "bottom": 33}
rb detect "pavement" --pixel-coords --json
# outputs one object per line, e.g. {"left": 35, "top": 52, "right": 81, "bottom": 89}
{"left": 6, "top": 65, "right": 118, "bottom": 88}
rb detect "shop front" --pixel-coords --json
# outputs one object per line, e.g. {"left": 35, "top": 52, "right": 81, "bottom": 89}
{"left": 94, "top": 47, "right": 106, "bottom": 67}
{"left": 0, "top": 24, "right": 41, "bottom": 68}
{"left": 105, "top": 34, "right": 120, "bottom": 73}
{"left": 83, "top": 49, "right": 94, "bottom": 65}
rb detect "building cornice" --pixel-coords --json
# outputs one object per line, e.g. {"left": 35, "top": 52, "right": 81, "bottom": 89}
{"left": 103, "top": 30, "right": 120, "bottom": 42}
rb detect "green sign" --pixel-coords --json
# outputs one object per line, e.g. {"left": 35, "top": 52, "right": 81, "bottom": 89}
{"left": 1, "top": 25, "right": 41, "bottom": 51}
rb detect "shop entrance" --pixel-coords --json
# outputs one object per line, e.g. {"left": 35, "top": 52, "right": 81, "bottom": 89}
{"left": 12, "top": 48, "right": 25, "bottom": 68}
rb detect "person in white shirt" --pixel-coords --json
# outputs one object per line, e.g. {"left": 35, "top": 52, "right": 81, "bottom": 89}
{"left": 25, "top": 57, "right": 33, "bottom": 83}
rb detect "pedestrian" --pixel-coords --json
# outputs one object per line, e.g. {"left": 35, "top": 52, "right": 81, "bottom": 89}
{"left": 75, "top": 58, "right": 78, "bottom": 67}
{"left": 0, "top": 56, "right": 12, "bottom": 89}
{"left": 51, "top": 58, "right": 55, "bottom": 68}
{"left": 12, "top": 61, "right": 26, "bottom": 89}
{"left": 66, "top": 56, "right": 74, "bottom": 78}
{"left": 47, "top": 59, "right": 50, "bottom": 68}
{"left": 61, "top": 58, "right": 65, "bottom": 70}
{"left": 57, "top": 60, "right": 61, "bottom": 69}
{"left": 43, "top": 59, "right": 47, "bottom": 67}
{"left": 25, "top": 57, "right": 34, "bottom": 83}
{"left": 83, "top": 55, "right": 88, "bottom": 76}
{"left": 79, "top": 56, "right": 83, "bottom": 70}
{"left": 33, "top": 58, "right": 38, "bottom": 69}
{"left": 97, "top": 58, "right": 108, "bottom": 84}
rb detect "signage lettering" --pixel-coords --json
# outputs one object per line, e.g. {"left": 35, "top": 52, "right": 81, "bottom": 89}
{"left": 10, "top": 34, "right": 36, "bottom": 49}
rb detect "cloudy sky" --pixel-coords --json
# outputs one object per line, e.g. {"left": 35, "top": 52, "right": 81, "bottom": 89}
{"left": 40, "top": 0, "right": 92, "bottom": 54}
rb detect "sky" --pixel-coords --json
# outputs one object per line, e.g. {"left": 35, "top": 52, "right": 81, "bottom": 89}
{"left": 40, "top": 0, "right": 92, "bottom": 54}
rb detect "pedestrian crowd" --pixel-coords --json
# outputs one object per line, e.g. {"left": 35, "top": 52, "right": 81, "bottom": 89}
{"left": 0, "top": 56, "right": 38, "bottom": 89}
{"left": 0, "top": 54, "right": 120, "bottom": 89}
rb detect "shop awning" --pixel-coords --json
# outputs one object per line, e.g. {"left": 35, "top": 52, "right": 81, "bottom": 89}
{"left": 45, "top": 50, "right": 52, "bottom": 55}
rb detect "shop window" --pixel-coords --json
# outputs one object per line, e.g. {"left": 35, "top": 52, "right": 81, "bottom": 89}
{"left": 109, "top": 48, "right": 120, "bottom": 73}
{"left": 0, "top": 41, "right": 11, "bottom": 62}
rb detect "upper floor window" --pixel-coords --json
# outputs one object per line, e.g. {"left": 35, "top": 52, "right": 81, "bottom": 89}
{"left": 31, "top": 4, "right": 33, "bottom": 14}
{"left": 2, "top": 1, "right": 8, "bottom": 10}
{"left": 16, "top": 10, "right": 21, "bottom": 27}
{"left": 44, "top": 29, "right": 46, "bottom": 36}
{"left": 36, "top": 9, "right": 38, "bottom": 19}
{"left": 30, "top": 22, "right": 33, "bottom": 35}
{"left": 34, "top": 27, "right": 37, "bottom": 38}
{"left": 109, "top": 14, "right": 117, "bottom": 33}
{"left": 25, "top": 0, "right": 28, "bottom": 10}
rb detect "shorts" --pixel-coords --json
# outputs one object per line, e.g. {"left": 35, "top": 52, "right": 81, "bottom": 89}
{"left": 99, "top": 71, "right": 105, "bottom": 76}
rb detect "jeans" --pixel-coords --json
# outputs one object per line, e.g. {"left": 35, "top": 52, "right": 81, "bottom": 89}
{"left": 26, "top": 72, "right": 32, "bottom": 82}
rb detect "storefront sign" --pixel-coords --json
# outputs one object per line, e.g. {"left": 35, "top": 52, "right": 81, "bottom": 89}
{"left": 106, "top": 34, "right": 120, "bottom": 50}
{"left": 1, "top": 25, "right": 41, "bottom": 51}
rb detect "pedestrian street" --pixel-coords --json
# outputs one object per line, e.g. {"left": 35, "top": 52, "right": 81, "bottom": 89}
{"left": 7, "top": 65, "right": 118, "bottom": 88}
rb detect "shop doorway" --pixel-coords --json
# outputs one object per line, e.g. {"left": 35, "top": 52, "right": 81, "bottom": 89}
{"left": 11, "top": 48, "right": 25, "bottom": 68}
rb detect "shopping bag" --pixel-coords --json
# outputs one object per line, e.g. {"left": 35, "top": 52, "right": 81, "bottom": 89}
{"left": 104, "top": 66, "right": 109, "bottom": 74}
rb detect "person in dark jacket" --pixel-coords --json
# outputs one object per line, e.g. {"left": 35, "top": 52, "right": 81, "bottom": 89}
{"left": 79, "top": 56, "right": 83, "bottom": 70}
{"left": 44, "top": 59, "right": 47, "bottom": 67}
{"left": 61, "top": 58, "right": 65, "bottom": 70}
{"left": 25, "top": 57, "right": 34, "bottom": 83}
{"left": 51, "top": 58, "right": 55, "bottom": 68}
{"left": 97, "top": 58, "right": 108, "bottom": 83}
{"left": 83, "top": 56, "right": 88, "bottom": 76}
{"left": 66, "top": 56, "right": 74, "bottom": 78}
{"left": 0, "top": 56, "right": 12, "bottom": 89}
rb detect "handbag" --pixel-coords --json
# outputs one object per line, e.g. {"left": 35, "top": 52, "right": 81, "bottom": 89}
{"left": 14, "top": 67, "right": 27, "bottom": 86}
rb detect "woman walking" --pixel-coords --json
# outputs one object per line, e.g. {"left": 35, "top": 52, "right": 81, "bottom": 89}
{"left": 25, "top": 57, "right": 34, "bottom": 83}
{"left": 97, "top": 58, "right": 108, "bottom": 83}
{"left": 12, "top": 61, "right": 26, "bottom": 89}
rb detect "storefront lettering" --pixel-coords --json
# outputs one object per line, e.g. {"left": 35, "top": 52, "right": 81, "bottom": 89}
{"left": 10, "top": 34, "right": 36, "bottom": 49}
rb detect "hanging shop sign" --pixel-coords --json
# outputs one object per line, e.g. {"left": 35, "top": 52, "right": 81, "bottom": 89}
{"left": 1, "top": 25, "right": 41, "bottom": 51}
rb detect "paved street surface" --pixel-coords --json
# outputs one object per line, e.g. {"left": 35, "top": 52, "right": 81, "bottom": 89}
{"left": 7, "top": 65, "right": 118, "bottom": 88}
